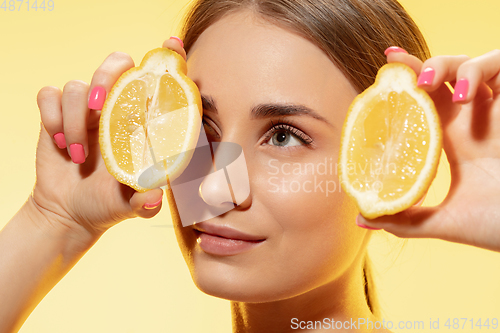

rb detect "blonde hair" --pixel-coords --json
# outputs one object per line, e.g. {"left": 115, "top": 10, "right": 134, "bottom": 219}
{"left": 180, "top": 0, "right": 431, "bottom": 317}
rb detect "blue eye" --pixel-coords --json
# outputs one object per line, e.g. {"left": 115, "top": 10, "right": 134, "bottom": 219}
{"left": 264, "top": 119, "right": 313, "bottom": 148}
{"left": 202, "top": 115, "right": 314, "bottom": 149}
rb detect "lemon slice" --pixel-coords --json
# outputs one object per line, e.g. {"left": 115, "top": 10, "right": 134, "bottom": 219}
{"left": 99, "top": 48, "right": 202, "bottom": 192}
{"left": 339, "top": 63, "right": 442, "bottom": 219}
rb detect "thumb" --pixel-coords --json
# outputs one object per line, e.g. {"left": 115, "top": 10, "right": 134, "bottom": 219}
{"left": 130, "top": 188, "right": 164, "bottom": 218}
{"left": 356, "top": 206, "right": 445, "bottom": 239}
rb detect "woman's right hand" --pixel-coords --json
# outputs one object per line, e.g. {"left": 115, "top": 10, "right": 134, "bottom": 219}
{"left": 31, "top": 38, "right": 186, "bottom": 240}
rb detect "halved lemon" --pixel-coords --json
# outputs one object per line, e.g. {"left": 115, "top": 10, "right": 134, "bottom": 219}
{"left": 339, "top": 63, "right": 442, "bottom": 219}
{"left": 99, "top": 48, "right": 202, "bottom": 192}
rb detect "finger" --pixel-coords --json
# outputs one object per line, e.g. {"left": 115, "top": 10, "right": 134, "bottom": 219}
{"left": 356, "top": 206, "right": 446, "bottom": 239}
{"left": 162, "top": 36, "right": 187, "bottom": 61}
{"left": 416, "top": 55, "right": 471, "bottom": 93}
{"left": 412, "top": 56, "right": 475, "bottom": 133}
{"left": 61, "top": 80, "right": 90, "bottom": 164}
{"left": 37, "top": 86, "right": 66, "bottom": 149}
{"left": 130, "top": 188, "right": 164, "bottom": 218}
{"left": 87, "top": 52, "right": 135, "bottom": 129}
{"left": 385, "top": 46, "right": 424, "bottom": 75}
{"left": 453, "top": 49, "right": 500, "bottom": 103}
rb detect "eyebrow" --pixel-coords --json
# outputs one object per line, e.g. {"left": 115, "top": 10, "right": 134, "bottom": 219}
{"left": 201, "top": 95, "right": 333, "bottom": 127}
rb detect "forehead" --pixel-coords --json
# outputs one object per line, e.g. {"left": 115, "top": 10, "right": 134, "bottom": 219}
{"left": 186, "top": 10, "right": 356, "bottom": 118}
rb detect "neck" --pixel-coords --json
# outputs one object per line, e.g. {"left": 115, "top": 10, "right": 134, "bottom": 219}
{"left": 230, "top": 260, "right": 380, "bottom": 333}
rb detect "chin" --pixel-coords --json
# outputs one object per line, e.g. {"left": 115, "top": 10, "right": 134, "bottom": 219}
{"left": 187, "top": 251, "right": 312, "bottom": 303}
{"left": 187, "top": 253, "right": 264, "bottom": 302}
{"left": 191, "top": 271, "right": 286, "bottom": 303}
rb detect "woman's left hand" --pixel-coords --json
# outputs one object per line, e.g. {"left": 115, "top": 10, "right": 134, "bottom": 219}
{"left": 358, "top": 48, "right": 500, "bottom": 253}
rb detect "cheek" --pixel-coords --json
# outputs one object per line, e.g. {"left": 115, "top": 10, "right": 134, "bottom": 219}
{"left": 259, "top": 153, "right": 347, "bottom": 227}
{"left": 256, "top": 153, "right": 363, "bottom": 271}
{"left": 167, "top": 187, "right": 197, "bottom": 266}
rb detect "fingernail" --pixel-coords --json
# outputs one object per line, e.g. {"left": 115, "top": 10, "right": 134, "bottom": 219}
{"left": 417, "top": 67, "right": 435, "bottom": 87}
{"left": 453, "top": 78, "right": 469, "bottom": 103}
{"left": 356, "top": 215, "right": 382, "bottom": 230}
{"left": 88, "top": 86, "right": 106, "bottom": 110}
{"left": 170, "top": 36, "right": 184, "bottom": 48}
{"left": 143, "top": 196, "right": 163, "bottom": 210}
{"left": 69, "top": 143, "right": 85, "bottom": 164}
{"left": 384, "top": 46, "right": 409, "bottom": 56}
{"left": 53, "top": 132, "right": 66, "bottom": 149}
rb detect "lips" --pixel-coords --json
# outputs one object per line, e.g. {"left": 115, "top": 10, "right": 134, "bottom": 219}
{"left": 193, "top": 222, "right": 266, "bottom": 256}
{"left": 193, "top": 222, "right": 266, "bottom": 242}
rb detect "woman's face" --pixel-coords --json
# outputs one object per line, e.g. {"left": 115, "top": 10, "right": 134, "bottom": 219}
{"left": 170, "top": 10, "right": 370, "bottom": 302}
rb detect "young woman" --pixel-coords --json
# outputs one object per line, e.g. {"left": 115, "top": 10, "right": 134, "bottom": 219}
{"left": 1, "top": 0, "right": 499, "bottom": 332}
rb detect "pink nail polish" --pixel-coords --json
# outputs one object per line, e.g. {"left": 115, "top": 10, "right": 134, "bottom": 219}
{"left": 69, "top": 143, "right": 85, "bottom": 164}
{"left": 356, "top": 215, "right": 382, "bottom": 230}
{"left": 384, "top": 46, "right": 409, "bottom": 56}
{"left": 453, "top": 78, "right": 469, "bottom": 103}
{"left": 88, "top": 86, "right": 106, "bottom": 110}
{"left": 170, "top": 36, "right": 184, "bottom": 48}
{"left": 417, "top": 67, "right": 435, "bottom": 87}
{"left": 143, "top": 197, "right": 163, "bottom": 210}
{"left": 53, "top": 132, "right": 66, "bottom": 149}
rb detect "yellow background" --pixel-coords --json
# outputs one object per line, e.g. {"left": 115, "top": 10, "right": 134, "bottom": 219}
{"left": 0, "top": 0, "right": 499, "bottom": 332}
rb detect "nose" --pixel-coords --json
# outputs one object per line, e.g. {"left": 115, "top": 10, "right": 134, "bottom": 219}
{"left": 199, "top": 141, "right": 251, "bottom": 209}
